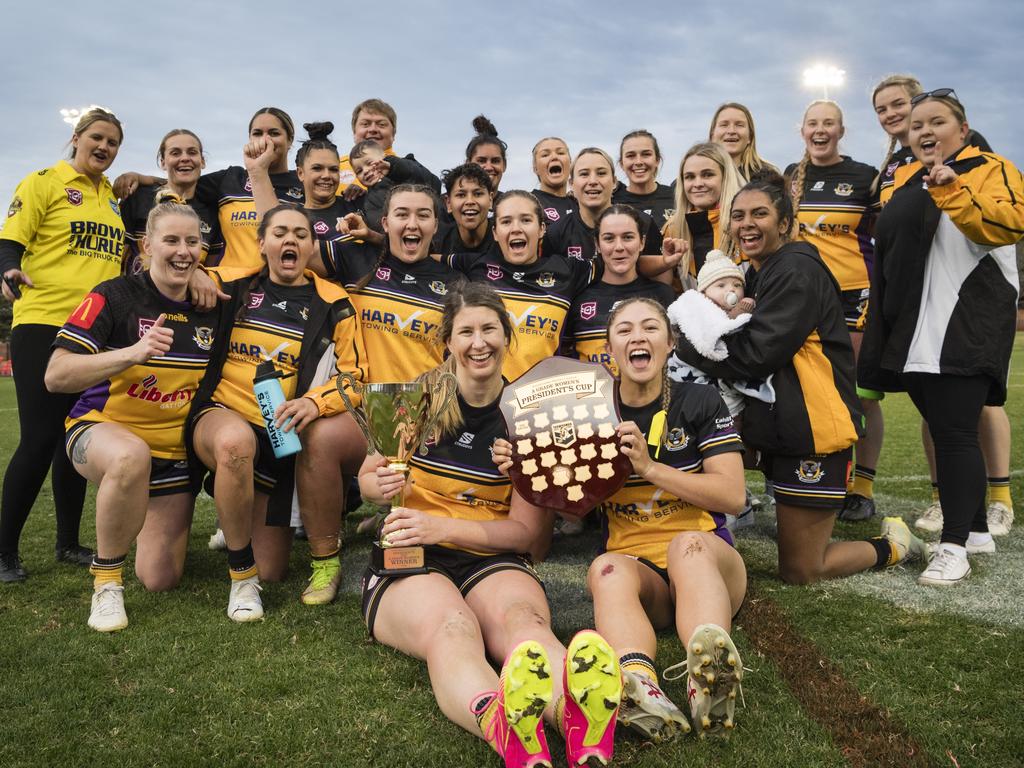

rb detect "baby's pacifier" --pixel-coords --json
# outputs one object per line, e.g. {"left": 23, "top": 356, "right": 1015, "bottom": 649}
{"left": 725, "top": 291, "right": 739, "bottom": 308}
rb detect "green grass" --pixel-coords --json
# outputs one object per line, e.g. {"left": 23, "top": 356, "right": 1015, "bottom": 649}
{"left": 1, "top": 338, "right": 1022, "bottom": 767}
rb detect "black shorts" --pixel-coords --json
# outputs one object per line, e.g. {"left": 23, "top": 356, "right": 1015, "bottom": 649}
{"left": 65, "top": 421, "right": 192, "bottom": 498}
{"left": 760, "top": 447, "right": 852, "bottom": 511}
{"left": 361, "top": 545, "right": 543, "bottom": 639}
{"left": 195, "top": 404, "right": 279, "bottom": 495}
{"left": 840, "top": 288, "right": 870, "bottom": 331}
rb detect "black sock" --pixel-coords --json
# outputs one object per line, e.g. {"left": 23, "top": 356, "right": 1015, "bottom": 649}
{"left": 227, "top": 543, "right": 256, "bottom": 573}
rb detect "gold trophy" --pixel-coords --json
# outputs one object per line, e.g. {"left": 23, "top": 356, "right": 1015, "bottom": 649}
{"left": 337, "top": 372, "right": 457, "bottom": 575}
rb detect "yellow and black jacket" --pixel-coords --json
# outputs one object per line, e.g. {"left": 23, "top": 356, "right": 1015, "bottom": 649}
{"left": 675, "top": 241, "right": 862, "bottom": 456}
{"left": 860, "top": 145, "right": 1024, "bottom": 404}
{"left": 55, "top": 272, "right": 216, "bottom": 460}
{"left": 194, "top": 166, "right": 304, "bottom": 269}
{"left": 600, "top": 382, "right": 742, "bottom": 568}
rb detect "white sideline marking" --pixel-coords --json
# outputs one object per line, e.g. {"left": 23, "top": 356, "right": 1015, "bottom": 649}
{"left": 882, "top": 469, "right": 1024, "bottom": 484}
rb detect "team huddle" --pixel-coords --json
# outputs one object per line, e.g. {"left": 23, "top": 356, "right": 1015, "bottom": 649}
{"left": 0, "top": 75, "right": 1021, "bottom": 767}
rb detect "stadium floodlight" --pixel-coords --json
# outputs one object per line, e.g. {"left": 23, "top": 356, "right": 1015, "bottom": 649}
{"left": 59, "top": 105, "right": 110, "bottom": 128}
{"left": 802, "top": 64, "right": 846, "bottom": 99}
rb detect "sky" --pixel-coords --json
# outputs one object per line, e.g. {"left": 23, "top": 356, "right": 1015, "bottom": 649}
{"left": 2, "top": 1, "right": 1023, "bottom": 198}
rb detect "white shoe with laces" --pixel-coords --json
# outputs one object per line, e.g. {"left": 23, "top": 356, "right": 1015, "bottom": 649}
{"left": 88, "top": 583, "right": 128, "bottom": 632}
{"left": 618, "top": 669, "right": 691, "bottom": 742}
{"left": 227, "top": 576, "right": 264, "bottom": 622}
{"left": 918, "top": 544, "right": 970, "bottom": 586}
{"left": 208, "top": 528, "right": 227, "bottom": 551}
{"left": 986, "top": 502, "right": 1014, "bottom": 536}
{"left": 914, "top": 500, "right": 943, "bottom": 532}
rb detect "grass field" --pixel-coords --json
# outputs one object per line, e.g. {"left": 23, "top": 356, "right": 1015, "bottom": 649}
{"left": 1, "top": 339, "right": 1022, "bottom": 768}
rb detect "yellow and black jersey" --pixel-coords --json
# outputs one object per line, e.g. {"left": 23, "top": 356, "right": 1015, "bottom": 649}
{"left": 54, "top": 272, "right": 216, "bottom": 459}
{"left": 787, "top": 156, "right": 879, "bottom": 291}
{"left": 0, "top": 160, "right": 124, "bottom": 327}
{"left": 433, "top": 219, "right": 498, "bottom": 257}
{"left": 447, "top": 252, "right": 598, "bottom": 381}
{"left": 404, "top": 393, "right": 512, "bottom": 554}
{"left": 675, "top": 241, "right": 863, "bottom": 456}
{"left": 612, "top": 183, "right": 676, "bottom": 230}
{"left": 306, "top": 196, "right": 361, "bottom": 273}
{"left": 210, "top": 274, "right": 312, "bottom": 425}
{"left": 877, "top": 146, "right": 916, "bottom": 208}
{"left": 543, "top": 209, "right": 663, "bottom": 261}
{"left": 194, "top": 166, "right": 304, "bottom": 269}
{"left": 533, "top": 189, "right": 575, "bottom": 225}
{"left": 348, "top": 253, "right": 459, "bottom": 383}
{"left": 119, "top": 183, "right": 224, "bottom": 275}
{"left": 567, "top": 277, "right": 675, "bottom": 375}
{"left": 601, "top": 383, "right": 742, "bottom": 568}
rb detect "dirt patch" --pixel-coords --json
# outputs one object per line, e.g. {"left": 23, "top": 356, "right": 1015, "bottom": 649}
{"left": 743, "top": 584, "right": 930, "bottom": 768}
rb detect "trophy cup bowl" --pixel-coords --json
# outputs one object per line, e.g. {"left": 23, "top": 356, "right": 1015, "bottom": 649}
{"left": 337, "top": 371, "right": 457, "bottom": 575}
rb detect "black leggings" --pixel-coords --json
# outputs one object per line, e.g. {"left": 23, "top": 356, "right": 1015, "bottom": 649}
{"left": 0, "top": 324, "right": 87, "bottom": 553}
{"left": 901, "top": 372, "right": 989, "bottom": 547}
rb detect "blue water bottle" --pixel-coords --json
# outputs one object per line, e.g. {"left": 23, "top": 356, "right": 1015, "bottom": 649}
{"left": 253, "top": 360, "right": 302, "bottom": 458}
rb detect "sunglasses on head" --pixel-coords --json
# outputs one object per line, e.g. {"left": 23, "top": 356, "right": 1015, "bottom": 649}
{"left": 911, "top": 88, "right": 960, "bottom": 106}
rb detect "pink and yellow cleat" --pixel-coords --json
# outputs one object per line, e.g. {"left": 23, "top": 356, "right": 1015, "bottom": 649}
{"left": 563, "top": 630, "right": 622, "bottom": 766}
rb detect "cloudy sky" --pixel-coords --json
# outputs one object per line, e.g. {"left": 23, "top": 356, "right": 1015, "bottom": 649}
{"left": 2, "top": 1, "right": 1023, "bottom": 198}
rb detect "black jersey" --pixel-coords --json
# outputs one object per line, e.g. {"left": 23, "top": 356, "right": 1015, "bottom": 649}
{"left": 433, "top": 219, "right": 498, "bottom": 257}
{"left": 447, "top": 251, "right": 598, "bottom": 381}
{"left": 543, "top": 209, "right": 663, "bottom": 261}
{"left": 306, "top": 196, "right": 361, "bottom": 273}
{"left": 55, "top": 272, "right": 216, "bottom": 459}
{"left": 612, "top": 183, "right": 676, "bottom": 230}
{"left": 877, "top": 146, "right": 915, "bottom": 208}
{"left": 119, "top": 184, "right": 223, "bottom": 275}
{"left": 601, "top": 382, "right": 742, "bottom": 568}
{"left": 567, "top": 277, "right": 676, "bottom": 375}
{"left": 532, "top": 189, "right": 575, "bottom": 225}
{"left": 195, "top": 166, "right": 304, "bottom": 269}
{"left": 404, "top": 393, "right": 512, "bottom": 551}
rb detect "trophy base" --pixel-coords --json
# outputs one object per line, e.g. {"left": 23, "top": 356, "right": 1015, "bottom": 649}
{"left": 370, "top": 541, "right": 428, "bottom": 576}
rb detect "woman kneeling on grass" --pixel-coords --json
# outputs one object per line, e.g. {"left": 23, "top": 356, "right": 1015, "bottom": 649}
{"left": 497, "top": 297, "right": 748, "bottom": 740}
{"left": 673, "top": 174, "right": 927, "bottom": 585}
{"left": 45, "top": 196, "right": 216, "bottom": 632}
{"left": 358, "top": 281, "right": 622, "bottom": 768}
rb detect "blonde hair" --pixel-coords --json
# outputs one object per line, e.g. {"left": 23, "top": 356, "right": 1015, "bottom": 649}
{"left": 664, "top": 142, "right": 743, "bottom": 277}
{"left": 870, "top": 75, "right": 923, "bottom": 194}
{"left": 708, "top": 102, "right": 773, "bottom": 181}
{"left": 569, "top": 147, "right": 615, "bottom": 181}
{"left": 67, "top": 107, "right": 123, "bottom": 159}
{"left": 790, "top": 100, "right": 844, "bottom": 237}
{"left": 145, "top": 188, "right": 200, "bottom": 239}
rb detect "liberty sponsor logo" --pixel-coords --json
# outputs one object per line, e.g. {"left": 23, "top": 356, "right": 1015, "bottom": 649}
{"left": 192, "top": 326, "right": 214, "bottom": 351}
{"left": 376, "top": 266, "right": 392, "bottom": 281}
{"left": 486, "top": 264, "right": 503, "bottom": 281}
{"left": 126, "top": 374, "right": 195, "bottom": 406}
{"left": 313, "top": 220, "right": 330, "bottom": 236}
{"left": 66, "top": 188, "right": 83, "bottom": 206}
{"left": 248, "top": 292, "right": 265, "bottom": 309}
{"left": 580, "top": 301, "right": 597, "bottom": 321}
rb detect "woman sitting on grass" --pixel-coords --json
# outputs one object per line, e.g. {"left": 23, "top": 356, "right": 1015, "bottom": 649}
{"left": 358, "top": 281, "right": 623, "bottom": 768}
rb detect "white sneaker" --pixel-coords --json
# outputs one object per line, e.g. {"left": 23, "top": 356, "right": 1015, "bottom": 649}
{"left": 918, "top": 545, "right": 970, "bottom": 586}
{"left": 618, "top": 669, "right": 690, "bottom": 742}
{"left": 965, "top": 532, "right": 996, "bottom": 554}
{"left": 880, "top": 517, "right": 928, "bottom": 564}
{"left": 986, "top": 502, "right": 1014, "bottom": 536}
{"left": 207, "top": 528, "right": 227, "bottom": 551}
{"left": 88, "top": 583, "right": 128, "bottom": 632}
{"left": 914, "top": 500, "right": 943, "bottom": 532}
{"left": 227, "top": 576, "right": 264, "bottom": 622}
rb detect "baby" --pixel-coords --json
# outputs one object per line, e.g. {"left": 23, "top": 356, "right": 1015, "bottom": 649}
{"left": 666, "top": 250, "right": 773, "bottom": 419}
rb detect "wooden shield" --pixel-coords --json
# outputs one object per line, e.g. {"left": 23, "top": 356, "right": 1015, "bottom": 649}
{"left": 500, "top": 357, "right": 631, "bottom": 516}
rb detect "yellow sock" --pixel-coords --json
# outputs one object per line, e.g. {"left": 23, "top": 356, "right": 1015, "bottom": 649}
{"left": 851, "top": 465, "right": 876, "bottom": 499}
{"left": 931, "top": 484, "right": 940, "bottom": 503}
{"left": 229, "top": 564, "right": 258, "bottom": 581}
{"left": 987, "top": 478, "right": 1013, "bottom": 509}
{"left": 90, "top": 556, "right": 125, "bottom": 588}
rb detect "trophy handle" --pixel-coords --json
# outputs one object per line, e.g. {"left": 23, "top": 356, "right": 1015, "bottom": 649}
{"left": 418, "top": 371, "right": 458, "bottom": 456}
{"left": 336, "top": 372, "right": 375, "bottom": 455}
